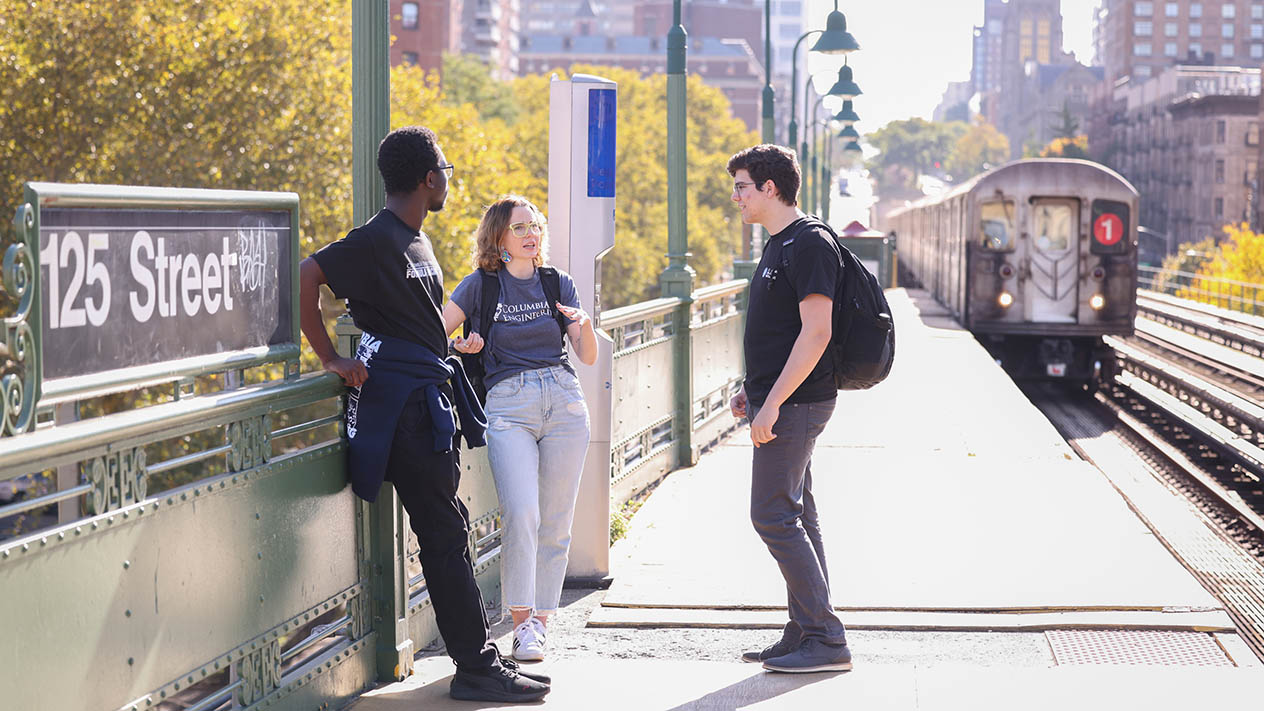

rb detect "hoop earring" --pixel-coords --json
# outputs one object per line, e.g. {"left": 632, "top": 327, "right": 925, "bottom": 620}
{"left": 500, "top": 248, "right": 512, "bottom": 264}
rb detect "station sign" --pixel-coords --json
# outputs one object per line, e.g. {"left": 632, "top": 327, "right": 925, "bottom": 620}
{"left": 9, "top": 183, "right": 299, "bottom": 414}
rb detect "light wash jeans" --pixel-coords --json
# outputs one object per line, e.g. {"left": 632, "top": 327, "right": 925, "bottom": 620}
{"left": 485, "top": 365, "right": 591, "bottom": 616}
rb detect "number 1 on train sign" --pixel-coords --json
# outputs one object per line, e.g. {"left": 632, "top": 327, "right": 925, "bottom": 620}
{"left": 1094, "top": 213, "right": 1123, "bottom": 246}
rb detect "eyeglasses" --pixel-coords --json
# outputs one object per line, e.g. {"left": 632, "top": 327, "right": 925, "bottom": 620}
{"left": 508, "top": 221, "right": 544, "bottom": 238}
{"left": 732, "top": 181, "right": 759, "bottom": 195}
{"left": 434, "top": 164, "right": 455, "bottom": 178}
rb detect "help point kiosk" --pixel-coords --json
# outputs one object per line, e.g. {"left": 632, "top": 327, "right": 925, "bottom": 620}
{"left": 548, "top": 74, "right": 616, "bottom": 581}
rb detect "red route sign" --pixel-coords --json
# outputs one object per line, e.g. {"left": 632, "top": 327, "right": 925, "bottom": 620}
{"left": 1094, "top": 213, "right": 1123, "bottom": 246}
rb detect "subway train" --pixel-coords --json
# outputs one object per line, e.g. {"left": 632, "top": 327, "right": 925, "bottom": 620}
{"left": 886, "top": 159, "right": 1139, "bottom": 383}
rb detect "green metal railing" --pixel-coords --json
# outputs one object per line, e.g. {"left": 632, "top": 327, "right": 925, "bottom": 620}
{"left": 601, "top": 279, "right": 747, "bottom": 504}
{"left": 1139, "top": 265, "right": 1264, "bottom": 315}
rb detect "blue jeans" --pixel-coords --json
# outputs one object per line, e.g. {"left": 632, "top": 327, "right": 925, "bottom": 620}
{"left": 749, "top": 398, "right": 846, "bottom": 646}
{"left": 485, "top": 365, "right": 591, "bottom": 616}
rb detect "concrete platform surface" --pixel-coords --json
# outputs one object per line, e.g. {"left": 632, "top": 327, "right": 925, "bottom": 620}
{"left": 603, "top": 289, "right": 1223, "bottom": 619}
{"left": 349, "top": 657, "right": 1264, "bottom": 710}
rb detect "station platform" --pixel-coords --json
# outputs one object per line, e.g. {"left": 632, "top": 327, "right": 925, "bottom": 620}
{"left": 351, "top": 288, "right": 1264, "bottom": 710}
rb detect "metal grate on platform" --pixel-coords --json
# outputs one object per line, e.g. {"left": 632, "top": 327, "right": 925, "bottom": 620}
{"left": 1046, "top": 630, "right": 1233, "bottom": 666}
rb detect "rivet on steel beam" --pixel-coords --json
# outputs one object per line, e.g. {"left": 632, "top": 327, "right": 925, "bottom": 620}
{"left": 257, "top": 552, "right": 263, "bottom": 559}
{"left": 58, "top": 532, "right": 65, "bottom": 540}
{"left": 128, "top": 658, "right": 134, "bottom": 666}
{"left": 255, "top": 513, "right": 261, "bottom": 520}
{"left": 125, "top": 609, "right": 132, "bottom": 617}
{"left": 180, "top": 493, "right": 187, "bottom": 501}
{"left": 21, "top": 543, "right": 29, "bottom": 552}
{"left": 187, "top": 675, "right": 193, "bottom": 683}
{"left": 260, "top": 595, "right": 265, "bottom": 603}
{"left": 123, "top": 560, "right": 130, "bottom": 569}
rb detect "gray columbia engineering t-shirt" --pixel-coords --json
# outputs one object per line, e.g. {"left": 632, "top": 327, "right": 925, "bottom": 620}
{"left": 450, "top": 267, "right": 581, "bottom": 390}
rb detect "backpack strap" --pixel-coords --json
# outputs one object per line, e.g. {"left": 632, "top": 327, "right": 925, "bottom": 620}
{"left": 778, "top": 215, "right": 843, "bottom": 273}
{"left": 537, "top": 266, "right": 570, "bottom": 335}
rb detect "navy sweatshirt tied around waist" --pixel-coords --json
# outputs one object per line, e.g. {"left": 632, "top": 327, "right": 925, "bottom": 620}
{"left": 345, "top": 331, "right": 487, "bottom": 502}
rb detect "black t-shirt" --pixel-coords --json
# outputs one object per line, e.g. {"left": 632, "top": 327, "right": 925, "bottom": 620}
{"left": 744, "top": 217, "right": 841, "bottom": 406}
{"left": 312, "top": 209, "right": 448, "bottom": 356}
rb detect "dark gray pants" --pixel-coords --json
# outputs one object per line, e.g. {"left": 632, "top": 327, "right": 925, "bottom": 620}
{"left": 749, "top": 398, "right": 847, "bottom": 646}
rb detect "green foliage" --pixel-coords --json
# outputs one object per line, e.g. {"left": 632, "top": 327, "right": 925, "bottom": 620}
{"left": 440, "top": 53, "right": 521, "bottom": 125}
{"left": 0, "top": 2, "right": 755, "bottom": 313}
{"left": 865, "top": 118, "right": 968, "bottom": 198}
{"left": 944, "top": 120, "right": 1010, "bottom": 182}
{"left": 0, "top": 0, "right": 354, "bottom": 260}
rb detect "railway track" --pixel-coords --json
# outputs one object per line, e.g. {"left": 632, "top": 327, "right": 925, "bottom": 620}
{"left": 1027, "top": 292, "right": 1264, "bottom": 662}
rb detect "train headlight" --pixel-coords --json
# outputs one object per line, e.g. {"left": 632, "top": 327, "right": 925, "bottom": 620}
{"left": 1090, "top": 293, "right": 1106, "bottom": 311}
{"left": 998, "top": 291, "right": 1014, "bottom": 308}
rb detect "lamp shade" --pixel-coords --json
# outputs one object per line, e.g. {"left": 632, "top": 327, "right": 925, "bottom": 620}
{"left": 834, "top": 100, "right": 860, "bottom": 126}
{"left": 839, "top": 126, "right": 860, "bottom": 140}
{"left": 827, "top": 65, "right": 862, "bottom": 100}
{"left": 843, "top": 140, "right": 862, "bottom": 154}
{"left": 809, "top": 10, "right": 860, "bottom": 55}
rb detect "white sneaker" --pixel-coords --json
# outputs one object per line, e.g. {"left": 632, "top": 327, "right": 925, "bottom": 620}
{"left": 512, "top": 617, "right": 546, "bottom": 662}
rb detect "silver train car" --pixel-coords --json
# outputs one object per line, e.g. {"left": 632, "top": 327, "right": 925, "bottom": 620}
{"left": 887, "top": 159, "right": 1139, "bottom": 382}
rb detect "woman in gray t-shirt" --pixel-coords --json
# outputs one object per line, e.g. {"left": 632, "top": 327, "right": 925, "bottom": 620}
{"left": 441, "top": 195, "right": 597, "bottom": 663}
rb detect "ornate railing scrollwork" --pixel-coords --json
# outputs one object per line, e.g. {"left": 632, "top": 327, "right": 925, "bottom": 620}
{"left": 83, "top": 448, "right": 148, "bottom": 515}
{"left": 235, "top": 639, "right": 282, "bottom": 706}
{"left": 227, "top": 414, "right": 271, "bottom": 472}
{"left": 3, "top": 203, "right": 39, "bottom": 437}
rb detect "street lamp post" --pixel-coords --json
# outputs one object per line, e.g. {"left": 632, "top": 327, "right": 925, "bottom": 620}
{"left": 761, "top": 1, "right": 774, "bottom": 144}
{"left": 786, "top": 4, "right": 860, "bottom": 151}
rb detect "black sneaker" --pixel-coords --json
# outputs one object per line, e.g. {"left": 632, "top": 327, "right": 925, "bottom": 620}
{"left": 740, "top": 635, "right": 799, "bottom": 663}
{"left": 450, "top": 663, "right": 550, "bottom": 702}
{"left": 762, "top": 639, "right": 853, "bottom": 673}
{"left": 500, "top": 655, "right": 552, "bottom": 684}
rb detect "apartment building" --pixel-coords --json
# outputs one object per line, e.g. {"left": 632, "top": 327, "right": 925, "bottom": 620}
{"left": 1097, "top": 1, "right": 1264, "bottom": 83}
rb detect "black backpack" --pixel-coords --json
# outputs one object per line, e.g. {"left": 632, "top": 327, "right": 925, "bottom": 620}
{"left": 459, "top": 266, "right": 568, "bottom": 402}
{"left": 779, "top": 216, "right": 895, "bottom": 390}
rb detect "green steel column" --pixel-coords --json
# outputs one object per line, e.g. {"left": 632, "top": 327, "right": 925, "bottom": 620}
{"left": 662, "top": 1, "right": 698, "bottom": 467}
{"left": 353, "top": 0, "right": 411, "bottom": 683}
{"left": 821, "top": 127, "right": 832, "bottom": 223}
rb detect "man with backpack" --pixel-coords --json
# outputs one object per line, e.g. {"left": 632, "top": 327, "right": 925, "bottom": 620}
{"left": 727, "top": 143, "right": 853, "bottom": 673}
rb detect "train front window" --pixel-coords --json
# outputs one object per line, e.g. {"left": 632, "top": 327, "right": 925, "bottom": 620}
{"left": 1033, "top": 203, "right": 1074, "bottom": 253}
{"left": 979, "top": 201, "right": 1015, "bottom": 250}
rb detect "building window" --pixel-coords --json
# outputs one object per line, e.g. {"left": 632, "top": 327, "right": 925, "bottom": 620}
{"left": 1223, "top": 3, "right": 1236, "bottom": 18}
{"left": 1249, "top": 122, "right": 1260, "bottom": 145}
{"left": 1255, "top": 5, "right": 1264, "bottom": 20}
{"left": 1136, "top": 2, "right": 1153, "bottom": 16}
{"left": 1166, "top": 22, "right": 1179, "bottom": 36}
{"left": 1254, "top": 43, "right": 1264, "bottom": 57}
{"left": 1222, "top": 42, "right": 1235, "bottom": 56}
{"left": 1166, "top": 2, "right": 1180, "bottom": 16}
{"left": 401, "top": 2, "right": 419, "bottom": 30}
{"left": 1253, "top": 24, "right": 1264, "bottom": 38}
{"left": 1165, "top": 42, "right": 1179, "bottom": 56}
{"left": 1190, "top": 41, "right": 1203, "bottom": 55}
{"left": 1136, "top": 20, "right": 1154, "bottom": 35}
{"left": 1215, "top": 197, "right": 1224, "bottom": 217}
{"left": 779, "top": 1, "right": 802, "bottom": 14}
{"left": 1136, "top": 64, "right": 1153, "bottom": 77}
{"left": 1191, "top": 3, "right": 1203, "bottom": 18}
{"left": 1223, "top": 23, "right": 1235, "bottom": 37}
{"left": 1135, "top": 42, "right": 1153, "bottom": 56}
{"left": 1218, "top": 119, "right": 1227, "bottom": 143}
{"left": 401, "top": 51, "right": 419, "bottom": 65}
{"left": 1216, "top": 159, "right": 1225, "bottom": 183}
{"left": 1190, "top": 23, "right": 1203, "bottom": 36}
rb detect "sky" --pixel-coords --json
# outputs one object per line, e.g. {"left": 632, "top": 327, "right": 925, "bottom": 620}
{"left": 803, "top": 0, "right": 1100, "bottom": 133}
